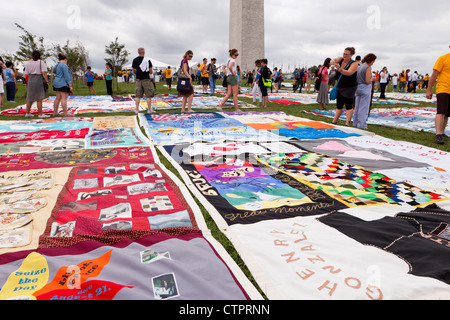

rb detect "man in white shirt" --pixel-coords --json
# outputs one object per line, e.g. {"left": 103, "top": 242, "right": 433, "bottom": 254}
{"left": 379, "top": 67, "right": 389, "bottom": 99}
{"left": 411, "top": 71, "right": 418, "bottom": 93}
{"left": 406, "top": 69, "right": 413, "bottom": 92}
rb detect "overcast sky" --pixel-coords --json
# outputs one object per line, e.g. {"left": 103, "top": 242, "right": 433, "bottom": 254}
{"left": 1, "top": 0, "right": 449, "bottom": 75}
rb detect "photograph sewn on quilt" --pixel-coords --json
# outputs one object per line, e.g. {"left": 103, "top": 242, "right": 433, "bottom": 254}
{"left": 0, "top": 147, "right": 156, "bottom": 173}
{"left": 41, "top": 162, "right": 200, "bottom": 246}
{"left": 0, "top": 233, "right": 255, "bottom": 300}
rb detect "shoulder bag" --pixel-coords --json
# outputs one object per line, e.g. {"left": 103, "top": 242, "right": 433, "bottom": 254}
{"left": 222, "top": 59, "right": 230, "bottom": 87}
{"left": 329, "top": 60, "right": 353, "bottom": 101}
{"left": 314, "top": 67, "right": 324, "bottom": 91}
{"left": 261, "top": 67, "right": 272, "bottom": 87}
{"left": 209, "top": 64, "right": 219, "bottom": 79}
{"left": 176, "top": 60, "right": 192, "bottom": 93}
{"left": 177, "top": 60, "right": 190, "bottom": 80}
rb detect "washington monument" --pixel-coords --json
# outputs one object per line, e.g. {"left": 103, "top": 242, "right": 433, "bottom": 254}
{"left": 229, "top": 0, "right": 265, "bottom": 72}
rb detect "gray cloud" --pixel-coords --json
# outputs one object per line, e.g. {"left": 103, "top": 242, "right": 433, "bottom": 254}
{"left": 1, "top": 0, "right": 449, "bottom": 75}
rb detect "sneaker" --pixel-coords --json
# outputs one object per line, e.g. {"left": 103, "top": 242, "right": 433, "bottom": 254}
{"left": 434, "top": 134, "right": 445, "bottom": 145}
{"left": 25, "top": 114, "right": 34, "bottom": 118}
{"left": 38, "top": 114, "right": 50, "bottom": 119}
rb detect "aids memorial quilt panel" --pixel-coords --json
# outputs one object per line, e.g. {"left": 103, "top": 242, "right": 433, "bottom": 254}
{"left": 257, "top": 151, "right": 447, "bottom": 208}
{"left": 0, "top": 146, "right": 263, "bottom": 301}
{"left": 221, "top": 111, "right": 363, "bottom": 140}
{"left": 225, "top": 204, "right": 450, "bottom": 300}
{"left": 292, "top": 138, "right": 430, "bottom": 171}
{"left": 0, "top": 168, "right": 72, "bottom": 254}
{"left": 159, "top": 139, "right": 450, "bottom": 300}
{"left": 343, "top": 135, "right": 450, "bottom": 171}
{"left": 305, "top": 107, "right": 449, "bottom": 135}
{"left": 0, "top": 233, "right": 259, "bottom": 300}
{"left": 286, "top": 138, "right": 450, "bottom": 197}
{"left": 342, "top": 135, "right": 450, "bottom": 196}
{"left": 140, "top": 112, "right": 282, "bottom": 145}
{"left": 149, "top": 93, "right": 253, "bottom": 111}
{"left": 319, "top": 203, "right": 450, "bottom": 286}
{"left": 0, "top": 147, "right": 155, "bottom": 173}
{"left": 0, "top": 117, "right": 93, "bottom": 154}
{"left": 0, "top": 95, "right": 145, "bottom": 116}
{"left": 0, "top": 116, "right": 151, "bottom": 155}
{"left": 161, "top": 144, "right": 348, "bottom": 228}
{"left": 39, "top": 162, "right": 201, "bottom": 247}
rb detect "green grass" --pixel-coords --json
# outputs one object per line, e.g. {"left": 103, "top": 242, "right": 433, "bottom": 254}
{"left": 1, "top": 79, "right": 447, "bottom": 300}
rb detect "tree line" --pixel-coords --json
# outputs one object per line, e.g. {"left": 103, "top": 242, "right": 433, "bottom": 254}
{"left": 2, "top": 24, "right": 130, "bottom": 90}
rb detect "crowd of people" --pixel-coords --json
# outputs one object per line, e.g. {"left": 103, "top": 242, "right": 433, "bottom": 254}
{"left": 0, "top": 44, "right": 449, "bottom": 145}
{"left": 311, "top": 47, "right": 419, "bottom": 128}
{"left": 163, "top": 48, "right": 275, "bottom": 111}
{"left": 310, "top": 45, "right": 450, "bottom": 145}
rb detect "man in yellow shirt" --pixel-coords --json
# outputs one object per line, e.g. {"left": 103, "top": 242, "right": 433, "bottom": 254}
{"left": 163, "top": 66, "right": 172, "bottom": 91}
{"left": 422, "top": 74, "right": 430, "bottom": 89}
{"left": 399, "top": 70, "right": 407, "bottom": 92}
{"left": 427, "top": 46, "right": 450, "bottom": 145}
{"left": 200, "top": 58, "right": 209, "bottom": 94}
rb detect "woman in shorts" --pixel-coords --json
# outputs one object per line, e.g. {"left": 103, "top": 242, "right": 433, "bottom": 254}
{"left": 331, "top": 47, "right": 359, "bottom": 126}
{"left": 217, "top": 49, "right": 241, "bottom": 112}
{"left": 53, "top": 53, "right": 73, "bottom": 117}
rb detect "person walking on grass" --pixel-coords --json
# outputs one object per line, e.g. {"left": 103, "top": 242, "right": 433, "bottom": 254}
{"left": 208, "top": 58, "right": 218, "bottom": 95}
{"left": 217, "top": 49, "right": 241, "bottom": 112}
{"left": 85, "top": 66, "right": 96, "bottom": 95}
{"left": 163, "top": 66, "right": 173, "bottom": 91}
{"left": 427, "top": 46, "right": 450, "bottom": 145}
{"left": 52, "top": 53, "right": 73, "bottom": 117}
{"left": 132, "top": 47, "right": 154, "bottom": 113}
{"left": 178, "top": 50, "right": 195, "bottom": 113}
{"left": 23, "top": 50, "right": 49, "bottom": 118}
